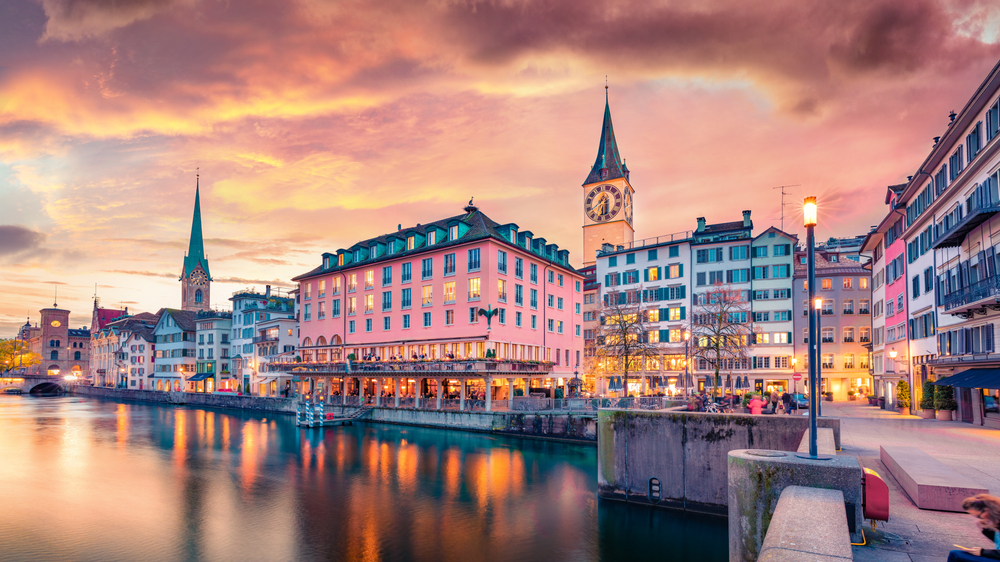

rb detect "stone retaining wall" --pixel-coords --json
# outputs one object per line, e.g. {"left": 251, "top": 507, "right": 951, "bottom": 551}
{"left": 74, "top": 386, "right": 298, "bottom": 413}
{"left": 597, "top": 410, "right": 841, "bottom": 515}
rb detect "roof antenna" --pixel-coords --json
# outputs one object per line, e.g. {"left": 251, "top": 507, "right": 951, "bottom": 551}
{"left": 54, "top": 285, "right": 58, "bottom": 308}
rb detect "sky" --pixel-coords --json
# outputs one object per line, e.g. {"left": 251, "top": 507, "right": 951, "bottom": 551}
{"left": 2, "top": 0, "right": 1000, "bottom": 337}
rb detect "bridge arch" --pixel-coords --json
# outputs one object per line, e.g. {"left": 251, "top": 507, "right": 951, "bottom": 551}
{"left": 29, "top": 382, "right": 64, "bottom": 396}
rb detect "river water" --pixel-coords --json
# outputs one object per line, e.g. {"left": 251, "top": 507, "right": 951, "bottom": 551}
{"left": 0, "top": 396, "right": 726, "bottom": 562}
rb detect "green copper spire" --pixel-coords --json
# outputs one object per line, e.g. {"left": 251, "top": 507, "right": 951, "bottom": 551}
{"left": 183, "top": 176, "right": 211, "bottom": 279}
{"left": 583, "top": 88, "right": 627, "bottom": 186}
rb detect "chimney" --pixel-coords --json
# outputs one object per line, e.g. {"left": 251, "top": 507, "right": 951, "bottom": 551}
{"left": 124, "top": 306, "right": 128, "bottom": 315}
{"left": 265, "top": 285, "right": 271, "bottom": 298}
{"left": 742, "top": 210, "right": 751, "bottom": 227}
{"left": 696, "top": 217, "right": 706, "bottom": 232}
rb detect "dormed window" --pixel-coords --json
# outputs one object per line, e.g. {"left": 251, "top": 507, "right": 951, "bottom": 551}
{"left": 449, "top": 225, "right": 458, "bottom": 240}
{"left": 428, "top": 231, "right": 437, "bottom": 245}
{"left": 407, "top": 236, "right": 415, "bottom": 250}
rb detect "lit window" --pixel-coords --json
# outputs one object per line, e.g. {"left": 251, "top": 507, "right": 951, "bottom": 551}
{"left": 468, "top": 278, "right": 481, "bottom": 300}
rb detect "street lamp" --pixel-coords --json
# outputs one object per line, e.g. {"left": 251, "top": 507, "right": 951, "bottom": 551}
{"left": 799, "top": 196, "right": 829, "bottom": 460}
{"left": 791, "top": 357, "right": 798, "bottom": 394}
{"left": 815, "top": 296, "right": 823, "bottom": 418}
{"left": 684, "top": 330, "right": 691, "bottom": 397}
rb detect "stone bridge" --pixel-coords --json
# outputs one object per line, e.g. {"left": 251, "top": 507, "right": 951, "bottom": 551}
{"left": 0, "top": 374, "right": 76, "bottom": 395}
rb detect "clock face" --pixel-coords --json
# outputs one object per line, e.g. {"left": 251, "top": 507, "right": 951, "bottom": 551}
{"left": 50, "top": 320, "right": 61, "bottom": 328}
{"left": 585, "top": 184, "right": 623, "bottom": 223}
{"left": 624, "top": 189, "right": 633, "bottom": 226}
{"left": 191, "top": 270, "right": 208, "bottom": 287}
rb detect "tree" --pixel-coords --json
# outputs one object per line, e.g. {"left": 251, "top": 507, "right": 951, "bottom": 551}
{"left": 593, "top": 286, "right": 663, "bottom": 397}
{"left": 689, "top": 282, "right": 757, "bottom": 399}
{"left": 0, "top": 339, "right": 40, "bottom": 374}
{"left": 896, "top": 380, "right": 910, "bottom": 409}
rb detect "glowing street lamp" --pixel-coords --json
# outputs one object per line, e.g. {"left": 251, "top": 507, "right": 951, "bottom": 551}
{"left": 799, "top": 196, "right": 828, "bottom": 460}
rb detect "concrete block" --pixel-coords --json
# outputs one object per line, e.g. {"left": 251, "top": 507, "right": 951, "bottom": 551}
{"left": 728, "top": 450, "right": 864, "bottom": 561}
{"left": 757, "top": 486, "right": 853, "bottom": 561}
{"left": 879, "top": 446, "right": 988, "bottom": 512}
{"left": 797, "top": 428, "right": 837, "bottom": 455}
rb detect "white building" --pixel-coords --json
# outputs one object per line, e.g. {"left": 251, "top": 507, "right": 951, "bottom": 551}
{"left": 230, "top": 286, "right": 295, "bottom": 395}
{"left": 122, "top": 327, "right": 157, "bottom": 390}
{"left": 749, "top": 227, "right": 797, "bottom": 394}
{"left": 253, "top": 316, "right": 298, "bottom": 397}
{"left": 152, "top": 309, "right": 197, "bottom": 392}
{"left": 195, "top": 313, "right": 233, "bottom": 393}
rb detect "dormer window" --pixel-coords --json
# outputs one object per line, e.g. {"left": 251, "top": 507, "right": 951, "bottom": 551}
{"left": 369, "top": 245, "right": 377, "bottom": 258}
{"left": 388, "top": 242, "right": 396, "bottom": 255}
{"left": 338, "top": 254, "right": 345, "bottom": 266}
{"left": 354, "top": 250, "right": 362, "bottom": 262}
{"left": 449, "top": 225, "right": 458, "bottom": 240}
{"left": 407, "top": 236, "right": 415, "bottom": 250}
{"left": 324, "top": 257, "right": 330, "bottom": 269}
{"left": 428, "top": 231, "right": 436, "bottom": 245}
{"left": 525, "top": 236, "right": 531, "bottom": 249}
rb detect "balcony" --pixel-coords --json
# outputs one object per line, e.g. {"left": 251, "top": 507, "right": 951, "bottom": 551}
{"left": 253, "top": 335, "right": 278, "bottom": 344}
{"left": 843, "top": 309, "right": 854, "bottom": 315}
{"left": 859, "top": 337, "right": 871, "bottom": 343}
{"left": 843, "top": 337, "right": 855, "bottom": 343}
{"left": 822, "top": 337, "right": 834, "bottom": 343}
{"left": 932, "top": 183, "right": 1000, "bottom": 249}
{"left": 821, "top": 310, "right": 834, "bottom": 316}
{"left": 859, "top": 308, "right": 870, "bottom": 315}
{"left": 941, "top": 274, "right": 1000, "bottom": 313}
{"left": 262, "top": 359, "right": 554, "bottom": 376}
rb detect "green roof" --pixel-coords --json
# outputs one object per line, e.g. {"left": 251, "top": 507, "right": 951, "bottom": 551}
{"left": 183, "top": 179, "right": 211, "bottom": 279}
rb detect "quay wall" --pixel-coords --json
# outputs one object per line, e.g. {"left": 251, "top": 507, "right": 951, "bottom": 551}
{"left": 71, "top": 386, "right": 597, "bottom": 442}
{"left": 597, "top": 410, "right": 841, "bottom": 515}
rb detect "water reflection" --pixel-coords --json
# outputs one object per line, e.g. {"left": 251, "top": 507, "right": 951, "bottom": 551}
{"left": 0, "top": 396, "right": 726, "bottom": 561}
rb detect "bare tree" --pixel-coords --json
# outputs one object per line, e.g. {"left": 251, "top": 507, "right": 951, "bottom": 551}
{"left": 690, "top": 282, "right": 757, "bottom": 398}
{"left": 594, "top": 286, "right": 663, "bottom": 396}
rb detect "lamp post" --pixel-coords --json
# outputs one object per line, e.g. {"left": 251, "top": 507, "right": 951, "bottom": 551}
{"left": 684, "top": 330, "right": 691, "bottom": 397}
{"left": 799, "top": 196, "right": 828, "bottom": 460}
{"left": 889, "top": 349, "right": 899, "bottom": 410}
{"left": 815, "top": 296, "right": 823, "bottom": 418}
{"left": 791, "top": 357, "right": 798, "bottom": 394}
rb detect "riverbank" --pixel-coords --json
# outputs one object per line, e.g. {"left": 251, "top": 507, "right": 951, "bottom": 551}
{"left": 72, "top": 385, "right": 598, "bottom": 442}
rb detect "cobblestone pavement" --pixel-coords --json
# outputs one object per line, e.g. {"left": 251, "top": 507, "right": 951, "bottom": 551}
{"left": 816, "top": 401, "right": 1000, "bottom": 561}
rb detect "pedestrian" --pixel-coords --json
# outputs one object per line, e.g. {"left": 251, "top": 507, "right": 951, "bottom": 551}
{"left": 747, "top": 393, "right": 765, "bottom": 415}
{"left": 948, "top": 494, "right": 1000, "bottom": 560}
{"left": 770, "top": 391, "right": 781, "bottom": 414}
{"left": 781, "top": 391, "right": 792, "bottom": 414}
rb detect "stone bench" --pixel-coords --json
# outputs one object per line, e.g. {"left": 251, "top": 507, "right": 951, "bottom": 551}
{"left": 880, "top": 446, "right": 988, "bottom": 512}
{"left": 758, "top": 486, "right": 854, "bottom": 561}
{"left": 797, "top": 428, "right": 837, "bottom": 455}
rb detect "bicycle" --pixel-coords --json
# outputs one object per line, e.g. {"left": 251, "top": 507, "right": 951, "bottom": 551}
{"left": 704, "top": 402, "right": 722, "bottom": 414}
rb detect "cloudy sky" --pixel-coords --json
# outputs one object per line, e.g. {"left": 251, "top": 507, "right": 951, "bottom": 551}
{"left": 1, "top": 0, "right": 1000, "bottom": 336}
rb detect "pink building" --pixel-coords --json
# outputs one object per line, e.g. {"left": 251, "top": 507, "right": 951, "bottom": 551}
{"left": 290, "top": 203, "right": 584, "bottom": 402}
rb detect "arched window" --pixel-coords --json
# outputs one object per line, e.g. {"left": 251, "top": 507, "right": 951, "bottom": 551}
{"left": 74, "top": 351, "right": 81, "bottom": 360}
{"left": 195, "top": 289, "right": 203, "bottom": 303}
{"left": 50, "top": 350, "right": 58, "bottom": 360}
{"left": 56, "top": 340, "right": 61, "bottom": 347}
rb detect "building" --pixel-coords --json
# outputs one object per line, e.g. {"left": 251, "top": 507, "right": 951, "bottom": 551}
{"left": 151, "top": 309, "right": 197, "bottom": 392}
{"left": 230, "top": 286, "right": 295, "bottom": 394}
{"left": 19, "top": 306, "right": 90, "bottom": 378}
{"left": 122, "top": 328, "right": 156, "bottom": 390}
{"left": 861, "top": 185, "right": 912, "bottom": 408}
{"left": 180, "top": 177, "right": 212, "bottom": 312}
{"left": 817, "top": 235, "right": 869, "bottom": 263}
{"left": 595, "top": 231, "right": 693, "bottom": 395}
{"left": 883, "top": 59, "right": 1000, "bottom": 427}
{"left": 793, "top": 249, "right": 873, "bottom": 400}
{"left": 749, "top": 227, "right": 798, "bottom": 394}
{"left": 196, "top": 313, "right": 232, "bottom": 393}
{"left": 292, "top": 202, "right": 584, "bottom": 399}
{"left": 90, "top": 312, "right": 160, "bottom": 387}
{"left": 253, "top": 315, "right": 298, "bottom": 396}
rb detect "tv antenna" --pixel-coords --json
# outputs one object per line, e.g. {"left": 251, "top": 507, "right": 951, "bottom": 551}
{"left": 771, "top": 185, "right": 800, "bottom": 231}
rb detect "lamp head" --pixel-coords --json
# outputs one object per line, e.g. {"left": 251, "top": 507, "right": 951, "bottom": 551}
{"left": 889, "top": 350, "right": 898, "bottom": 359}
{"left": 803, "top": 196, "right": 818, "bottom": 227}
{"left": 791, "top": 357, "right": 797, "bottom": 366}
{"left": 814, "top": 297, "right": 823, "bottom": 310}
{"left": 684, "top": 331, "right": 690, "bottom": 341}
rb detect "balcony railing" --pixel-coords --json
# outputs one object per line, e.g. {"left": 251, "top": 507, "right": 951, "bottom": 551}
{"left": 264, "top": 359, "right": 555, "bottom": 375}
{"left": 859, "top": 309, "right": 870, "bottom": 315}
{"left": 822, "top": 337, "right": 834, "bottom": 343}
{"left": 821, "top": 310, "right": 834, "bottom": 316}
{"left": 941, "top": 274, "right": 1000, "bottom": 312}
{"left": 843, "top": 337, "right": 855, "bottom": 343}
{"left": 821, "top": 362, "right": 834, "bottom": 369}
{"left": 253, "top": 335, "right": 278, "bottom": 344}
{"left": 843, "top": 309, "right": 854, "bottom": 315}
{"left": 859, "top": 337, "right": 871, "bottom": 343}
{"left": 932, "top": 183, "right": 1000, "bottom": 249}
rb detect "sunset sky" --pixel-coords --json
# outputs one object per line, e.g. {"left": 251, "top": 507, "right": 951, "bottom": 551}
{"left": 2, "top": 0, "right": 1000, "bottom": 336}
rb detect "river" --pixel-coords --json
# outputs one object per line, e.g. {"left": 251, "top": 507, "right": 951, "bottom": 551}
{"left": 0, "top": 396, "right": 726, "bottom": 561}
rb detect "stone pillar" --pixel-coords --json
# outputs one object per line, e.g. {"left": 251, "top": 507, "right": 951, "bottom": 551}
{"left": 394, "top": 377, "right": 400, "bottom": 408}
{"left": 486, "top": 376, "right": 493, "bottom": 412}
{"left": 508, "top": 378, "right": 514, "bottom": 410}
{"left": 415, "top": 378, "right": 422, "bottom": 409}
{"left": 436, "top": 378, "right": 442, "bottom": 410}
{"left": 375, "top": 378, "right": 381, "bottom": 407}
{"left": 641, "top": 375, "right": 647, "bottom": 396}
{"left": 460, "top": 379, "right": 466, "bottom": 411}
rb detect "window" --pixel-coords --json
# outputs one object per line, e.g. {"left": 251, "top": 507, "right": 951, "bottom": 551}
{"left": 449, "top": 225, "right": 459, "bottom": 240}
{"left": 318, "top": 279, "right": 326, "bottom": 298}
{"left": 912, "top": 275, "right": 920, "bottom": 297}
{"left": 402, "top": 314, "right": 410, "bottom": 329}
{"left": 401, "top": 263, "right": 412, "bottom": 283}
{"left": 844, "top": 354, "right": 855, "bottom": 369}
{"left": 444, "top": 282, "right": 456, "bottom": 304}
{"left": 332, "top": 277, "right": 341, "bottom": 295}
{"left": 422, "top": 285, "right": 433, "bottom": 306}
{"left": 626, "top": 253, "right": 636, "bottom": 264}
{"left": 843, "top": 278, "right": 853, "bottom": 290}
{"left": 365, "top": 269, "right": 374, "bottom": 290}
{"left": 843, "top": 328, "right": 855, "bottom": 343}
{"left": 822, "top": 354, "right": 834, "bottom": 369}
{"left": 648, "top": 249, "right": 658, "bottom": 260}
{"left": 423, "top": 312, "right": 432, "bottom": 327}
{"left": 515, "top": 257, "right": 523, "bottom": 279}
{"left": 843, "top": 299, "right": 854, "bottom": 314}
{"left": 668, "top": 246, "right": 679, "bottom": 258}
{"left": 365, "top": 294, "right": 374, "bottom": 313}
{"left": 822, "top": 299, "right": 834, "bottom": 315}
{"left": 468, "top": 278, "right": 481, "bottom": 300}
{"left": 401, "top": 288, "right": 412, "bottom": 309}
{"left": 860, "top": 327, "right": 871, "bottom": 343}
{"left": 730, "top": 245, "right": 749, "bottom": 260}
{"left": 305, "top": 283, "right": 312, "bottom": 299}
{"left": 548, "top": 270, "right": 555, "bottom": 283}
{"left": 468, "top": 248, "right": 481, "bottom": 271}
{"left": 499, "top": 308, "right": 506, "bottom": 325}
{"left": 349, "top": 320, "right": 356, "bottom": 333}
{"left": 365, "top": 318, "right": 372, "bottom": 332}
{"left": 822, "top": 327, "right": 834, "bottom": 343}
{"left": 859, "top": 299, "right": 870, "bottom": 314}
{"left": 532, "top": 315, "right": 537, "bottom": 329}
{"left": 428, "top": 230, "right": 437, "bottom": 245}
{"left": 557, "top": 297, "right": 564, "bottom": 310}
{"left": 609, "top": 256, "right": 617, "bottom": 267}
{"left": 407, "top": 236, "right": 415, "bottom": 250}
{"left": 382, "top": 291, "right": 392, "bottom": 311}
{"left": 548, "top": 319, "right": 555, "bottom": 332}
{"left": 860, "top": 278, "right": 868, "bottom": 290}
{"left": 469, "top": 307, "right": 478, "bottom": 323}
{"left": 771, "top": 265, "right": 790, "bottom": 278}
{"left": 422, "top": 258, "right": 433, "bottom": 280}
{"left": 332, "top": 299, "right": 341, "bottom": 317}
{"left": 498, "top": 250, "right": 507, "bottom": 274}
{"left": 516, "top": 311, "right": 522, "bottom": 327}
{"left": 753, "top": 246, "right": 768, "bottom": 258}
{"left": 821, "top": 279, "right": 832, "bottom": 290}
{"left": 446, "top": 310, "right": 455, "bottom": 325}
{"left": 531, "top": 263, "right": 538, "bottom": 283}
{"left": 304, "top": 304, "right": 312, "bottom": 321}
{"left": 318, "top": 301, "right": 326, "bottom": 319}
{"left": 530, "top": 288, "right": 538, "bottom": 309}
{"left": 498, "top": 279, "right": 507, "bottom": 302}
{"left": 696, "top": 248, "right": 723, "bottom": 263}
{"left": 558, "top": 274, "right": 564, "bottom": 286}
{"left": 648, "top": 266, "right": 660, "bottom": 281}
{"left": 773, "top": 244, "right": 790, "bottom": 256}
{"left": 515, "top": 284, "right": 523, "bottom": 306}
{"left": 383, "top": 317, "right": 391, "bottom": 330}
{"left": 382, "top": 266, "right": 392, "bottom": 286}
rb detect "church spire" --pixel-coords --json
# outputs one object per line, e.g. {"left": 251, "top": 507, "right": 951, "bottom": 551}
{"left": 183, "top": 174, "right": 211, "bottom": 279}
{"left": 583, "top": 88, "right": 626, "bottom": 186}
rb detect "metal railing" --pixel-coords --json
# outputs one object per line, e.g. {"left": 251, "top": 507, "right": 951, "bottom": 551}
{"left": 597, "top": 231, "right": 693, "bottom": 255}
{"left": 299, "top": 395, "right": 684, "bottom": 412}
{"left": 252, "top": 335, "right": 278, "bottom": 344}
{"left": 941, "top": 274, "right": 1000, "bottom": 312}
{"left": 264, "top": 359, "right": 555, "bottom": 375}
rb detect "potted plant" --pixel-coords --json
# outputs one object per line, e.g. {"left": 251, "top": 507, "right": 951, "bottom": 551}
{"left": 867, "top": 394, "right": 877, "bottom": 406}
{"left": 847, "top": 390, "right": 856, "bottom": 401}
{"left": 934, "top": 385, "right": 957, "bottom": 421}
{"left": 919, "top": 381, "right": 936, "bottom": 419}
{"left": 877, "top": 396, "right": 886, "bottom": 409}
{"left": 824, "top": 391, "right": 834, "bottom": 402}
{"left": 896, "top": 380, "right": 910, "bottom": 414}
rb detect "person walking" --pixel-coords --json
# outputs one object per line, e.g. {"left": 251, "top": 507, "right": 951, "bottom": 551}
{"left": 781, "top": 391, "right": 792, "bottom": 414}
{"left": 747, "top": 393, "right": 765, "bottom": 415}
{"left": 948, "top": 494, "right": 1000, "bottom": 560}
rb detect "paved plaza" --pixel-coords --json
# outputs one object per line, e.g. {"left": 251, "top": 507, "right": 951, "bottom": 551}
{"left": 818, "top": 401, "right": 1000, "bottom": 561}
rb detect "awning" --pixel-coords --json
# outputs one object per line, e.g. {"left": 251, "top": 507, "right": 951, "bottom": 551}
{"left": 933, "top": 368, "right": 1000, "bottom": 389}
{"left": 188, "top": 373, "right": 212, "bottom": 382}
{"left": 256, "top": 378, "right": 274, "bottom": 385}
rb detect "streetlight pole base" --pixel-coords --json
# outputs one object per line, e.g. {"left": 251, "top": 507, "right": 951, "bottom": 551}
{"left": 794, "top": 453, "right": 834, "bottom": 460}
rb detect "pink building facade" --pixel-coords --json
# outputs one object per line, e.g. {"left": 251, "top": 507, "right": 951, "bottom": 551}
{"left": 293, "top": 205, "right": 584, "bottom": 378}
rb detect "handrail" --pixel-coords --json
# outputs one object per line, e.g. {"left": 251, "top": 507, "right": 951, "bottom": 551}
{"left": 263, "top": 359, "right": 556, "bottom": 374}
{"left": 941, "top": 274, "right": 1000, "bottom": 311}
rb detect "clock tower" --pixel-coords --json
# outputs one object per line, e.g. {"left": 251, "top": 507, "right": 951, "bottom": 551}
{"left": 181, "top": 176, "right": 211, "bottom": 312}
{"left": 582, "top": 89, "right": 633, "bottom": 266}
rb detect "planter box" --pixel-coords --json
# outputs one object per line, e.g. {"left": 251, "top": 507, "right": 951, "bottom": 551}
{"left": 919, "top": 410, "right": 936, "bottom": 419}
{"left": 897, "top": 407, "right": 909, "bottom": 415}
{"left": 878, "top": 399, "right": 886, "bottom": 408}
{"left": 936, "top": 410, "right": 955, "bottom": 421}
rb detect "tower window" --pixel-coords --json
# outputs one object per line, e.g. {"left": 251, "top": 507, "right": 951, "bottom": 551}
{"left": 195, "top": 289, "right": 203, "bottom": 303}
{"left": 51, "top": 351, "right": 58, "bottom": 360}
